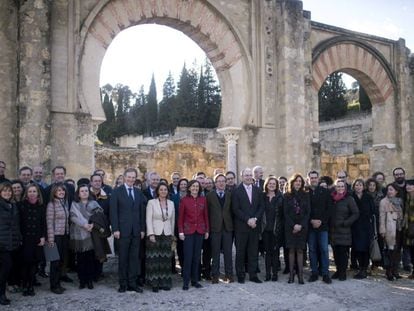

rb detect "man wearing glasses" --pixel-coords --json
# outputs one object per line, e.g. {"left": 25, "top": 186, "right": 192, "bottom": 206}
{"left": 0, "top": 161, "right": 9, "bottom": 183}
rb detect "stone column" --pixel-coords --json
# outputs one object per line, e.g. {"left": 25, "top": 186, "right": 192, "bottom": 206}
{"left": 217, "top": 127, "right": 242, "bottom": 174}
{"left": 17, "top": 0, "right": 51, "bottom": 168}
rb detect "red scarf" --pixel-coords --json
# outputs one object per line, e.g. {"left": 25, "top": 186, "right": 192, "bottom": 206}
{"left": 331, "top": 190, "right": 347, "bottom": 202}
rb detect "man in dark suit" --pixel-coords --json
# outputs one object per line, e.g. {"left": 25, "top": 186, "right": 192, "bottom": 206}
{"left": 110, "top": 168, "right": 146, "bottom": 293}
{"left": 232, "top": 168, "right": 264, "bottom": 283}
{"left": 142, "top": 171, "right": 160, "bottom": 200}
{"left": 207, "top": 174, "right": 234, "bottom": 284}
{"left": 252, "top": 165, "right": 265, "bottom": 192}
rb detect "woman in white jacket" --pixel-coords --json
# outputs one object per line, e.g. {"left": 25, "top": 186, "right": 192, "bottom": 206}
{"left": 379, "top": 183, "right": 404, "bottom": 281}
{"left": 146, "top": 183, "right": 175, "bottom": 292}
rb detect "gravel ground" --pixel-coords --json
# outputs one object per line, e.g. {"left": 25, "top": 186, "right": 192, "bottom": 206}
{"left": 5, "top": 255, "right": 414, "bottom": 311}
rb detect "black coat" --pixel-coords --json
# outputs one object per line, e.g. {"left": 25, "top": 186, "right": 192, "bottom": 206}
{"left": 351, "top": 192, "right": 375, "bottom": 252}
{"left": 110, "top": 185, "right": 146, "bottom": 237}
{"left": 308, "top": 186, "right": 333, "bottom": 232}
{"left": 231, "top": 183, "right": 264, "bottom": 233}
{"left": 283, "top": 191, "right": 310, "bottom": 249}
{"left": 0, "top": 198, "right": 21, "bottom": 251}
{"left": 261, "top": 191, "right": 284, "bottom": 245}
{"left": 19, "top": 200, "right": 46, "bottom": 262}
{"left": 330, "top": 194, "right": 359, "bottom": 246}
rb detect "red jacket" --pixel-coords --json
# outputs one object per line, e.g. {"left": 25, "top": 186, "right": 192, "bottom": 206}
{"left": 178, "top": 196, "right": 209, "bottom": 235}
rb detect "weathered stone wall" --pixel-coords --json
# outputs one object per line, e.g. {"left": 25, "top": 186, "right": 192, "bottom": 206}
{"left": 95, "top": 143, "right": 225, "bottom": 185}
{"left": 319, "top": 112, "right": 372, "bottom": 155}
{"left": 0, "top": 1, "right": 18, "bottom": 175}
{"left": 321, "top": 152, "right": 370, "bottom": 181}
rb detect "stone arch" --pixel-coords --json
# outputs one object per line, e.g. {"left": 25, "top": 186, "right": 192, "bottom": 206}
{"left": 77, "top": 0, "right": 251, "bottom": 129}
{"left": 312, "top": 36, "right": 397, "bottom": 105}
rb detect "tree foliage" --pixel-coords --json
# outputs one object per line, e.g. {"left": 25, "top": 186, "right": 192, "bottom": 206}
{"left": 318, "top": 72, "right": 348, "bottom": 121}
{"left": 97, "top": 58, "right": 221, "bottom": 143}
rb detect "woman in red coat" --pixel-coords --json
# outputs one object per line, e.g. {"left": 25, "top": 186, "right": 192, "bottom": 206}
{"left": 178, "top": 180, "right": 209, "bottom": 290}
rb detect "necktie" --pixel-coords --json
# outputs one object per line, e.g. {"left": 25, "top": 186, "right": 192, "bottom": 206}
{"left": 219, "top": 191, "right": 224, "bottom": 199}
{"left": 128, "top": 188, "right": 134, "bottom": 201}
{"left": 247, "top": 186, "right": 252, "bottom": 204}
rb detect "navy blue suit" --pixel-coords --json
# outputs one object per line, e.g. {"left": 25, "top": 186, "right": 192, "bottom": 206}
{"left": 110, "top": 185, "right": 146, "bottom": 287}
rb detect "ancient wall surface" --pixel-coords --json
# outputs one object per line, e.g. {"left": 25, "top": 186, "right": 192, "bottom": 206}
{"left": 0, "top": 1, "right": 18, "bottom": 175}
{"left": 95, "top": 143, "right": 225, "bottom": 185}
{"left": 319, "top": 113, "right": 372, "bottom": 156}
{"left": 321, "top": 152, "right": 370, "bottom": 182}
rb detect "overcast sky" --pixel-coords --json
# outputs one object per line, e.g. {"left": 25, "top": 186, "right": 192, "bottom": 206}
{"left": 100, "top": 0, "right": 413, "bottom": 96}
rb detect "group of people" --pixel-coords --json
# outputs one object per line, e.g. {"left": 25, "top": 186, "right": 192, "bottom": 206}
{"left": 0, "top": 160, "right": 414, "bottom": 306}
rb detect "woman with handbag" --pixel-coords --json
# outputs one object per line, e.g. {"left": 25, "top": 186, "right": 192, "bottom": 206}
{"left": 379, "top": 183, "right": 404, "bottom": 281}
{"left": 403, "top": 179, "right": 414, "bottom": 279}
{"left": 70, "top": 184, "right": 101, "bottom": 290}
{"left": 46, "top": 183, "right": 70, "bottom": 294}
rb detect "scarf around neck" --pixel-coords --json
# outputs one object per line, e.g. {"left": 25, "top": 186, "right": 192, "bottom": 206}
{"left": 332, "top": 190, "right": 347, "bottom": 202}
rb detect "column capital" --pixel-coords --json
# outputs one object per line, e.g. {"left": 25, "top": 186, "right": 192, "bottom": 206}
{"left": 217, "top": 127, "right": 242, "bottom": 144}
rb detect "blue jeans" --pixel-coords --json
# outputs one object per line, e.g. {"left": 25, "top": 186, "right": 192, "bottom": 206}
{"left": 308, "top": 229, "right": 329, "bottom": 276}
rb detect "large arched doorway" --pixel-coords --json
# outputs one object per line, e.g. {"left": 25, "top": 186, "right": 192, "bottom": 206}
{"left": 311, "top": 37, "right": 398, "bottom": 175}
{"left": 78, "top": 0, "right": 251, "bottom": 132}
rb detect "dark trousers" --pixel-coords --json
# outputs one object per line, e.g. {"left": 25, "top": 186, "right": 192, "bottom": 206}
{"left": 0, "top": 251, "right": 12, "bottom": 296}
{"left": 21, "top": 261, "right": 38, "bottom": 289}
{"left": 76, "top": 250, "right": 95, "bottom": 284}
{"left": 201, "top": 237, "right": 212, "bottom": 278}
{"left": 262, "top": 230, "right": 279, "bottom": 276}
{"left": 333, "top": 245, "right": 349, "bottom": 277}
{"left": 409, "top": 245, "right": 414, "bottom": 269}
{"left": 183, "top": 233, "right": 204, "bottom": 286}
{"left": 50, "top": 235, "right": 69, "bottom": 289}
{"left": 118, "top": 236, "right": 141, "bottom": 287}
{"left": 211, "top": 230, "right": 233, "bottom": 277}
{"left": 355, "top": 251, "right": 369, "bottom": 270}
{"left": 7, "top": 249, "right": 21, "bottom": 287}
{"left": 94, "top": 259, "right": 103, "bottom": 279}
{"left": 235, "top": 230, "right": 259, "bottom": 279}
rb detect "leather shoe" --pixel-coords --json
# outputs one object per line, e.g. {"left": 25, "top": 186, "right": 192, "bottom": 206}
{"left": 182, "top": 285, "right": 189, "bottom": 290}
{"left": 127, "top": 286, "right": 143, "bottom": 293}
{"left": 51, "top": 287, "right": 64, "bottom": 295}
{"left": 60, "top": 275, "right": 73, "bottom": 283}
{"left": 308, "top": 274, "right": 318, "bottom": 282}
{"left": 0, "top": 295, "right": 10, "bottom": 305}
{"left": 331, "top": 271, "right": 339, "bottom": 279}
{"left": 322, "top": 275, "right": 332, "bottom": 284}
{"left": 249, "top": 277, "right": 262, "bottom": 284}
{"left": 152, "top": 287, "right": 159, "bottom": 292}
{"left": 224, "top": 275, "right": 234, "bottom": 283}
{"left": 87, "top": 281, "right": 94, "bottom": 289}
{"left": 271, "top": 274, "right": 278, "bottom": 282}
{"left": 211, "top": 276, "right": 219, "bottom": 284}
{"left": 160, "top": 286, "right": 170, "bottom": 291}
{"left": 238, "top": 278, "right": 245, "bottom": 284}
{"left": 191, "top": 282, "right": 203, "bottom": 288}
{"left": 118, "top": 286, "right": 127, "bottom": 293}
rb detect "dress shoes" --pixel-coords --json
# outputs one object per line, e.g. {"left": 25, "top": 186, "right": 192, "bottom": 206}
{"left": 211, "top": 276, "right": 219, "bottom": 284}
{"left": 249, "top": 277, "right": 262, "bottom": 284}
{"left": 60, "top": 275, "right": 73, "bottom": 283}
{"left": 160, "top": 286, "right": 171, "bottom": 291}
{"left": 0, "top": 295, "right": 10, "bottom": 305}
{"left": 224, "top": 275, "right": 234, "bottom": 283}
{"left": 191, "top": 282, "right": 203, "bottom": 288}
{"left": 87, "top": 281, "right": 94, "bottom": 289}
{"left": 308, "top": 274, "right": 318, "bottom": 282}
{"left": 51, "top": 287, "right": 64, "bottom": 295}
{"left": 271, "top": 274, "right": 278, "bottom": 282}
{"left": 182, "top": 285, "right": 189, "bottom": 290}
{"left": 152, "top": 287, "right": 159, "bottom": 292}
{"left": 331, "top": 271, "right": 339, "bottom": 279}
{"left": 265, "top": 274, "right": 271, "bottom": 282}
{"left": 237, "top": 278, "right": 245, "bottom": 284}
{"left": 322, "top": 275, "right": 332, "bottom": 284}
{"left": 127, "top": 286, "right": 143, "bottom": 293}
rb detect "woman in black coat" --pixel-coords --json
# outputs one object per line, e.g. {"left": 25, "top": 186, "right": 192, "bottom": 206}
{"left": 19, "top": 183, "right": 46, "bottom": 296}
{"left": 261, "top": 176, "right": 284, "bottom": 282}
{"left": 351, "top": 179, "right": 374, "bottom": 279}
{"left": 330, "top": 180, "right": 359, "bottom": 281}
{"left": 283, "top": 174, "right": 310, "bottom": 284}
{"left": 0, "top": 182, "right": 21, "bottom": 306}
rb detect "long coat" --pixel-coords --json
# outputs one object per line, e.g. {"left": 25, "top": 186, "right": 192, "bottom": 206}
{"left": 283, "top": 190, "right": 310, "bottom": 249}
{"left": 262, "top": 191, "right": 284, "bottom": 245}
{"left": 330, "top": 195, "right": 359, "bottom": 246}
{"left": 351, "top": 192, "right": 374, "bottom": 252}
{"left": 19, "top": 200, "right": 46, "bottom": 262}
{"left": 0, "top": 198, "right": 21, "bottom": 251}
{"left": 379, "top": 197, "right": 403, "bottom": 249}
{"left": 206, "top": 190, "right": 233, "bottom": 233}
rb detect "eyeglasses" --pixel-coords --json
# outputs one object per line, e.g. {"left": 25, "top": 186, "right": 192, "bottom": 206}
{"left": 394, "top": 173, "right": 405, "bottom": 177}
{"left": 337, "top": 176, "right": 346, "bottom": 179}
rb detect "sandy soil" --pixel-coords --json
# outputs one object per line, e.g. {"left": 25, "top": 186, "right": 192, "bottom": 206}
{"left": 5, "top": 255, "right": 414, "bottom": 311}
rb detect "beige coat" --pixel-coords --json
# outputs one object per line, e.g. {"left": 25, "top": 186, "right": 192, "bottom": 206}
{"left": 146, "top": 199, "right": 175, "bottom": 236}
{"left": 379, "top": 197, "right": 403, "bottom": 250}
